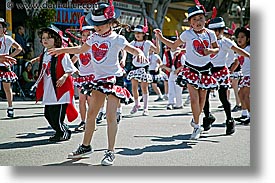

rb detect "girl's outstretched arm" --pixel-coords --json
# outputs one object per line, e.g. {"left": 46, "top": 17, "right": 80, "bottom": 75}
{"left": 124, "top": 44, "right": 148, "bottom": 64}
{"left": 231, "top": 45, "right": 250, "bottom": 58}
{"left": 48, "top": 43, "right": 91, "bottom": 57}
{"left": 153, "top": 29, "right": 183, "bottom": 50}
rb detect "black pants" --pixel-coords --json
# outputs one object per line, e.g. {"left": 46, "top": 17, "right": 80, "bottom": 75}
{"left": 203, "top": 88, "right": 231, "bottom": 120}
{"left": 44, "top": 104, "right": 68, "bottom": 136}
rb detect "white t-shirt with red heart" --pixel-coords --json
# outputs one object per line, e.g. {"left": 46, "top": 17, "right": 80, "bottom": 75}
{"left": 210, "top": 36, "right": 236, "bottom": 67}
{"left": 179, "top": 28, "right": 217, "bottom": 67}
{"left": 75, "top": 49, "right": 95, "bottom": 76}
{"left": 86, "top": 32, "right": 129, "bottom": 80}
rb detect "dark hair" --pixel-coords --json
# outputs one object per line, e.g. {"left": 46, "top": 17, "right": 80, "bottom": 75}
{"left": 0, "top": 22, "right": 7, "bottom": 28}
{"left": 212, "top": 27, "right": 225, "bottom": 33}
{"left": 39, "top": 30, "right": 62, "bottom": 48}
{"left": 16, "top": 26, "right": 24, "bottom": 32}
{"left": 235, "top": 27, "right": 250, "bottom": 45}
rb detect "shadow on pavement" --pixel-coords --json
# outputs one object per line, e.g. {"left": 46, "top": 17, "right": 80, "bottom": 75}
{"left": 16, "top": 131, "right": 55, "bottom": 139}
{"left": 153, "top": 112, "right": 193, "bottom": 117}
{"left": 0, "top": 139, "right": 58, "bottom": 150}
{"left": 0, "top": 114, "right": 44, "bottom": 120}
{"left": 134, "top": 134, "right": 191, "bottom": 142}
{"left": 116, "top": 141, "right": 196, "bottom": 156}
{"left": 43, "top": 159, "right": 91, "bottom": 166}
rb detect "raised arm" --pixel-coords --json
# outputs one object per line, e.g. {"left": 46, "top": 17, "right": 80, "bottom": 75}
{"left": 154, "top": 29, "right": 183, "bottom": 50}
{"left": 231, "top": 45, "right": 250, "bottom": 58}
{"left": 124, "top": 44, "right": 147, "bottom": 64}
{"left": 48, "top": 43, "right": 91, "bottom": 57}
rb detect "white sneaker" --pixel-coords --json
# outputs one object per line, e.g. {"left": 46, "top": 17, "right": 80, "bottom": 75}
{"left": 190, "top": 127, "right": 202, "bottom": 140}
{"left": 190, "top": 119, "right": 196, "bottom": 128}
{"left": 101, "top": 150, "right": 115, "bottom": 166}
{"left": 142, "top": 110, "right": 149, "bottom": 116}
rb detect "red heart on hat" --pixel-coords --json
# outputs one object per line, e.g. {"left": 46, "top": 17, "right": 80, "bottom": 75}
{"left": 91, "top": 42, "right": 109, "bottom": 63}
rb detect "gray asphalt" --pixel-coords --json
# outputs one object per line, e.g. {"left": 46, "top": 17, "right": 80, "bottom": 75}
{"left": 0, "top": 92, "right": 250, "bottom": 166}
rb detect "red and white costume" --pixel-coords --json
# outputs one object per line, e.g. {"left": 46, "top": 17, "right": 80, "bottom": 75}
{"left": 177, "top": 28, "right": 218, "bottom": 90}
{"left": 210, "top": 36, "right": 235, "bottom": 89}
{"left": 238, "top": 45, "right": 250, "bottom": 88}
{"left": 0, "top": 35, "right": 17, "bottom": 83}
{"left": 127, "top": 40, "right": 154, "bottom": 83}
{"left": 35, "top": 52, "right": 78, "bottom": 122}
{"left": 83, "top": 31, "right": 133, "bottom": 104}
{"left": 73, "top": 50, "right": 95, "bottom": 88}
{"left": 163, "top": 49, "right": 185, "bottom": 107}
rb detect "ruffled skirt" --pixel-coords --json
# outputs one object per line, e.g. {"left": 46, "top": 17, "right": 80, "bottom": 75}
{"left": 176, "top": 63, "right": 218, "bottom": 90}
{"left": 81, "top": 76, "right": 133, "bottom": 104}
{"left": 239, "top": 76, "right": 250, "bottom": 88}
{"left": 0, "top": 66, "right": 18, "bottom": 83}
{"left": 212, "top": 66, "right": 231, "bottom": 89}
{"left": 74, "top": 74, "right": 95, "bottom": 88}
{"left": 127, "top": 67, "right": 153, "bottom": 83}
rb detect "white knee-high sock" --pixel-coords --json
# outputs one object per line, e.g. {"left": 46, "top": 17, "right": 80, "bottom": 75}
{"left": 143, "top": 94, "right": 149, "bottom": 111}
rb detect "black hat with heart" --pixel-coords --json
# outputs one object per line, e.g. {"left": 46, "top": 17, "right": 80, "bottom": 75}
{"left": 85, "top": 1, "right": 120, "bottom": 26}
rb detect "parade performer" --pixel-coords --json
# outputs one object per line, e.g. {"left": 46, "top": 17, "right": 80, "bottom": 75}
{"left": 0, "top": 18, "right": 22, "bottom": 118}
{"left": 48, "top": 1, "right": 147, "bottom": 166}
{"left": 34, "top": 25, "right": 78, "bottom": 142}
{"left": 154, "top": 2, "right": 220, "bottom": 140}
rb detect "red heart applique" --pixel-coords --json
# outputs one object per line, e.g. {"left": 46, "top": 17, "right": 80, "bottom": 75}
{"left": 193, "top": 39, "right": 209, "bottom": 56}
{"left": 79, "top": 53, "right": 91, "bottom": 66}
{"left": 238, "top": 56, "right": 245, "bottom": 65}
{"left": 91, "top": 43, "right": 109, "bottom": 63}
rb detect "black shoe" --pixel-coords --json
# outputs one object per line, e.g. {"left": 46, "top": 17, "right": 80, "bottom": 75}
{"left": 75, "top": 121, "right": 85, "bottom": 132}
{"left": 241, "top": 117, "right": 250, "bottom": 125}
{"left": 49, "top": 130, "right": 71, "bottom": 142}
{"left": 202, "top": 114, "right": 216, "bottom": 131}
{"left": 226, "top": 118, "right": 235, "bottom": 135}
{"left": 116, "top": 112, "right": 122, "bottom": 124}
{"left": 166, "top": 104, "right": 173, "bottom": 110}
{"left": 140, "top": 97, "right": 143, "bottom": 102}
{"left": 231, "top": 105, "right": 242, "bottom": 112}
{"left": 173, "top": 106, "right": 183, "bottom": 109}
{"left": 7, "top": 108, "right": 14, "bottom": 118}
{"left": 218, "top": 105, "right": 223, "bottom": 108}
{"left": 68, "top": 144, "right": 93, "bottom": 159}
{"left": 234, "top": 116, "right": 248, "bottom": 122}
{"left": 96, "top": 112, "right": 104, "bottom": 124}
{"left": 154, "top": 97, "right": 164, "bottom": 102}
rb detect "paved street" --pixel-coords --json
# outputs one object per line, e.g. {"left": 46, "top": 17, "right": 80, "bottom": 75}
{"left": 0, "top": 93, "right": 250, "bottom": 166}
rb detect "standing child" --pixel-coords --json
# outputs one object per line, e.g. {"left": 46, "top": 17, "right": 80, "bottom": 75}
{"left": 0, "top": 18, "right": 22, "bottom": 118}
{"left": 49, "top": 1, "right": 147, "bottom": 166}
{"left": 234, "top": 27, "right": 251, "bottom": 125}
{"left": 35, "top": 25, "right": 78, "bottom": 141}
{"left": 127, "top": 23, "right": 160, "bottom": 116}
{"left": 148, "top": 49, "right": 164, "bottom": 102}
{"left": 202, "top": 17, "right": 250, "bottom": 135}
{"left": 70, "top": 25, "right": 95, "bottom": 132}
{"left": 224, "top": 27, "right": 242, "bottom": 112}
{"left": 161, "top": 46, "right": 185, "bottom": 110}
{"left": 155, "top": 4, "right": 220, "bottom": 139}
